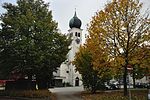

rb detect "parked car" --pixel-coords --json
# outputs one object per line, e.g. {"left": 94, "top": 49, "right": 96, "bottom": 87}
{"left": 146, "top": 83, "right": 150, "bottom": 89}
{"left": 105, "top": 83, "right": 120, "bottom": 90}
{"left": 135, "top": 83, "right": 149, "bottom": 88}
{"left": 110, "top": 84, "right": 120, "bottom": 90}
{"left": 105, "top": 84, "right": 111, "bottom": 90}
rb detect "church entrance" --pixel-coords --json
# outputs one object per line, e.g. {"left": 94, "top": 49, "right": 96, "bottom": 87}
{"left": 75, "top": 77, "right": 79, "bottom": 86}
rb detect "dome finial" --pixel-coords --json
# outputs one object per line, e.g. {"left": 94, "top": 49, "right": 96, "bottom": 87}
{"left": 74, "top": 8, "right": 77, "bottom": 17}
{"left": 69, "top": 8, "right": 82, "bottom": 29}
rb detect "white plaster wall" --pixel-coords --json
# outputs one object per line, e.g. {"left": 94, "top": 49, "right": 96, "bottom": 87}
{"left": 67, "top": 27, "right": 83, "bottom": 86}
{"left": 56, "top": 27, "right": 83, "bottom": 86}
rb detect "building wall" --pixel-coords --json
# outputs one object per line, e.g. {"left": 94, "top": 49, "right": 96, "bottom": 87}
{"left": 54, "top": 27, "right": 83, "bottom": 87}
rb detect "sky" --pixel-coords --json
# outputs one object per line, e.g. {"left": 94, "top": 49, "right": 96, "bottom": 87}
{"left": 0, "top": 0, "right": 149, "bottom": 34}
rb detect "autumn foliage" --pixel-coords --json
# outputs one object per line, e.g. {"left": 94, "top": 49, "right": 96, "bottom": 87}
{"left": 74, "top": 0, "right": 150, "bottom": 95}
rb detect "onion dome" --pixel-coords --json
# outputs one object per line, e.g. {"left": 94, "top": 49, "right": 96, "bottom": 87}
{"left": 69, "top": 11, "right": 82, "bottom": 29}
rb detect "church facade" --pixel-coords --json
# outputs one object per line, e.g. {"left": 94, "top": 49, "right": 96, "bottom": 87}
{"left": 53, "top": 11, "right": 83, "bottom": 87}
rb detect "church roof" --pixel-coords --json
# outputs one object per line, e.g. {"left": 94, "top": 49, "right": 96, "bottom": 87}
{"left": 69, "top": 11, "right": 82, "bottom": 29}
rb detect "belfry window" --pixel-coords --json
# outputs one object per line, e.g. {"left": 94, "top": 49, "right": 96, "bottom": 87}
{"left": 75, "top": 32, "right": 78, "bottom": 36}
{"left": 78, "top": 33, "right": 80, "bottom": 37}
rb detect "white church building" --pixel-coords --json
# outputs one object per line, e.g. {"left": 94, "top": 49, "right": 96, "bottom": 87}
{"left": 53, "top": 11, "right": 83, "bottom": 87}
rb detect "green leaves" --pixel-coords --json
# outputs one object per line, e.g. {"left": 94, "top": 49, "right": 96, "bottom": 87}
{"left": 0, "top": 0, "right": 70, "bottom": 82}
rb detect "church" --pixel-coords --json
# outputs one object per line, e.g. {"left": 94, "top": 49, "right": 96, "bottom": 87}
{"left": 53, "top": 11, "right": 83, "bottom": 87}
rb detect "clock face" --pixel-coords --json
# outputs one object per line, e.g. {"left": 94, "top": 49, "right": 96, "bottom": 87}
{"left": 75, "top": 38, "right": 80, "bottom": 44}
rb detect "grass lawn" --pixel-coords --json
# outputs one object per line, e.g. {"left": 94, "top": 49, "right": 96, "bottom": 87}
{"left": 0, "top": 89, "right": 56, "bottom": 100}
{"left": 81, "top": 89, "right": 148, "bottom": 100}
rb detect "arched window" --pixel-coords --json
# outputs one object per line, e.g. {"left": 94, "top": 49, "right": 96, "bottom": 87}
{"left": 75, "top": 32, "right": 78, "bottom": 36}
{"left": 75, "top": 77, "right": 79, "bottom": 86}
{"left": 78, "top": 33, "right": 80, "bottom": 37}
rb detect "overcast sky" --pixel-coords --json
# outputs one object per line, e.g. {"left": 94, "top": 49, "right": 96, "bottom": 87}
{"left": 0, "top": 0, "right": 149, "bottom": 34}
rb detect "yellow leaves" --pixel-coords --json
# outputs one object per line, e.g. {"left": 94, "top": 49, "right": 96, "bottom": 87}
{"left": 86, "top": 0, "right": 149, "bottom": 77}
{"left": 75, "top": 0, "right": 149, "bottom": 81}
{"left": 110, "top": 55, "right": 125, "bottom": 74}
{"left": 73, "top": 46, "right": 91, "bottom": 71}
{"left": 128, "top": 45, "right": 150, "bottom": 70}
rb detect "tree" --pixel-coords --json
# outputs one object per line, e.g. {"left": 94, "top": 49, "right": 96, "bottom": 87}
{"left": 73, "top": 46, "right": 111, "bottom": 93}
{"left": 73, "top": 28, "right": 113, "bottom": 93}
{"left": 88, "top": 0, "right": 149, "bottom": 96}
{"left": 129, "top": 45, "right": 150, "bottom": 88}
{"left": 0, "top": 0, "right": 70, "bottom": 89}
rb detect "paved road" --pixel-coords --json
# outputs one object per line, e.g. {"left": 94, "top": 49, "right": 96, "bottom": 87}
{"left": 49, "top": 86, "right": 84, "bottom": 100}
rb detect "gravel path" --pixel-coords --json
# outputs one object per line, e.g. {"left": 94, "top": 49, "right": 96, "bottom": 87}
{"left": 49, "top": 86, "right": 84, "bottom": 100}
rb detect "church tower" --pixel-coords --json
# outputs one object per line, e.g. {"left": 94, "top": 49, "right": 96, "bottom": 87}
{"left": 58, "top": 11, "right": 83, "bottom": 86}
{"left": 67, "top": 11, "right": 83, "bottom": 86}
{"left": 68, "top": 11, "right": 83, "bottom": 61}
{"left": 53, "top": 11, "right": 84, "bottom": 86}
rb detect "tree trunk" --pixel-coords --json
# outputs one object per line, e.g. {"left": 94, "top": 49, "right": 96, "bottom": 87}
{"left": 91, "top": 88, "right": 96, "bottom": 94}
{"left": 28, "top": 74, "right": 32, "bottom": 80}
{"left": 36, "top": 75, "right": 49, "bottom": 90}
{"left": 37, "top": 79, "right": 48, "bottom": 90}
{"left": 36, "top": 74, "right": 53, "bottom": 90}
{"left": 123, "top": 64, "right": 128, "bottom": 96}
{"left": 91, "top": 84, "right": 97, "bottom": 94}
{"left": 133, "top": 67, "right": 136, "bottom": 88}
